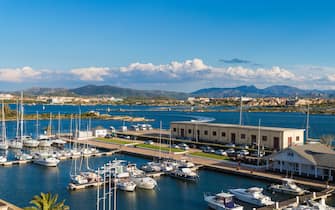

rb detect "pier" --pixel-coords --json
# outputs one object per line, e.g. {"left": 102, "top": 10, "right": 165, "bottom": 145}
{"left": 258, "top": 188, "right": 335, "bottom": 210}
{"left": 66, "top": 138, "right": 335, "bottom": 190}
{"left": 0, "top": 151, "right": 119, "bottom": 167}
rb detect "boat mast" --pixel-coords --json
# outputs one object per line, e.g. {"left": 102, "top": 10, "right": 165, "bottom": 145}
{"left": 239, "top": 96, "right": 243, "bottom": 125}
{"left": 2, "top": 100, "right": 6, "bottom": 143}
{"left": 20, "top": 91, "right": 24, "bottom": 141}
{"left": 36, "top": 111, "right": 39, "bottom": 139}
{"left": 257, "top": 119, "right": 261, "bottom": 166}
{"left": 306, "top": 104, "right": 310, "bottom": 142}
{"left": 49, "top": 113, "right": 53, "bottom": 136}
{"left": 58, "top": 112, "right": 61, "bottom": 137}
{"left": 159, "top": 120, "right": 162, "bottom": 159}
{"left": 16, "top": 99, "right": 19, "bottom": 138}
{"left": 70, "top": 114, "right": 73, "bottom": 140}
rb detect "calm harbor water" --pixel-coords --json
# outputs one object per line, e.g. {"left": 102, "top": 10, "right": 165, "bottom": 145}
{"left": 1, "top": 104, "right": 335, "bottom": 209}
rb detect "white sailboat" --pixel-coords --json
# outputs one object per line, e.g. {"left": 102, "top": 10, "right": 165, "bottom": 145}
{"left": 9, "top": 98, "right": 23, "bottom": 149}
{"left": 37, "top": 112, "right": 52, "bottom": 147}
{"left": 21, "top": 93, "right": 39, "bottom": 148}
{"left": 0, "top": 100, "right": 9, "bottom": 150}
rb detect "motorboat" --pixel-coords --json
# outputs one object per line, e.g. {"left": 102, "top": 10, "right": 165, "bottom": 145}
{"left": 178, "top": 159, "right": 195, "bottom": 168}
{"left": 9, "top": 140, "right": 23, "bottom": 149}
{"left": 269, "top": 178, "right": 307, "bottom": 195}
{"left": 15, "top": 152, "right": 33, "bottom": 161}
{"left": 0, "top": 155, "right": 7, "bottom": 163}
{"left": 23, "top": 136, "right": 40, "bottom": 148}
{"left": 204, "top": 192, "right": 244, "bottom": 210}
{"left": 38, "top": 135, "right": 52, "bottom": 147}
{"left": 116, "top": 179, "right": 136, "bottom": 192}
{"left": 130, "top": 176, "right": 157, "bottom": 190}
{"left": 169, "top": 167, "right": 199, "bottom": 182}
{"left": 34, "top": 153, "right": 60, "bottom": 167}
{"left": 229, "top": 187, "right": 274, "bottom": 206}
{"left": 0, "top": 142, "right": 8, "bottom": 150}
{"left": 141, "top": 161, "right": 162, "bottom": 172}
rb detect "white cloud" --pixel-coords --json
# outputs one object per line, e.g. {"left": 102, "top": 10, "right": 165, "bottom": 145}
{"left": 70, "top": 67, "right": 110, "bottom": 81}
{"left": 0, "top": 66, "right": 43, "bottom": 82}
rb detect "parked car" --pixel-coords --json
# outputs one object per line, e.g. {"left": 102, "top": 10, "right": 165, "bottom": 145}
{"left": 171, "top": 144, "right": 180, "bottom": 149}
{"left": 144, "top": 140, "right": 154, "bottom": 145}
{"left": 105, "top": 133, "right": 114, "bottom": 138}
{"left": 237, "top": 149, "right": 249, "bottom": 156}
{"left": 215, "top": 149, "right": 227, "bottom": 156}
{"left": 238, "top": 144, "right": 249, "bottom": 149}
{"left": 250, "top": 151, "right": 265, "bottom": 157}
{"left": 178, "top": 143, "right": 190, "bottom": 150}
{"left": 203, "top": 146, "right": 215, "bottom": 153}
{"left": 225, "top": 143, "right": 236, "bottom": 148}
{"left": 188, "top": 144, "right": 197, "bottom": 149}
{"left": 225, "top": 148, "right": 235, "bottom": 156}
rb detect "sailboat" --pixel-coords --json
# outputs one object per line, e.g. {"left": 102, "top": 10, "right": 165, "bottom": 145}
{"left": 51, "top": 112, "right": 66, "bottom": 147}
{"left": 21, "top": 93, "right": 39, "bottom": 148}
{"left": 0, "top": 100, "right": 9, "bottom": 150}
{"left": 9, "top": 95, "right": 23, "bottom": 149}
{"left": 37, "top": 112, "right": 52, "bottom": 147}
{"left": 70, "top": 114, "right": 81, "bottom": 157}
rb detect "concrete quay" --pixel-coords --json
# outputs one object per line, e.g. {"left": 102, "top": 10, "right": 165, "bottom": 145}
{"left": 67, "top": 138, "right": 335, "bottom": 190}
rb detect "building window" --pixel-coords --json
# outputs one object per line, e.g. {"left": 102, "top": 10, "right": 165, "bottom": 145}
{"left": 241, "top": 134, "right": 246, "bottom": 139}
{"left": 296, "top": 136, "right": 300, "bottom": 141}
{"left": 221, "top": 132, "right": 226, "bottom": 137}
{"left": 173, "top": 128, "right": 177, "bottom": 132}
{"left": 188, "top": 129, "right": 192, "bottom": 134}
{"left": 204, "top": 130, "right": 208, "bottom": 135}
{"left": 262, "top": 136, "right": 267, "bottom": 141}
{"left": 212, "top": 131, "right": 217, "bottom": 136}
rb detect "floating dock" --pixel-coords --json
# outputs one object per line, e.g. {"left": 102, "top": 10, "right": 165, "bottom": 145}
{"left": 0, "top": 150, "right": 119, "bottom": 167}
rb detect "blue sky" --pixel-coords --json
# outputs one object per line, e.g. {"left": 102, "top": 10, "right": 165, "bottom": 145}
{"left": 0, "top": 0, "right": 335, "bottom": 92}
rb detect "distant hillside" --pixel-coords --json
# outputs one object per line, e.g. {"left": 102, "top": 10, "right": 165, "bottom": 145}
{"left": 16, "top": 87, "right": 76, "bottom": 97}
{"left": 70, "top": 85, "right": 188, "bottom": 99}
{"left": 192, "top": 85, "right": 331, "bottom": 98}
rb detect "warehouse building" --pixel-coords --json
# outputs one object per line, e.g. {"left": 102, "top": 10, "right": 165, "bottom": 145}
{"left": 170, "top": 121, "right": 304, "bottom": 150}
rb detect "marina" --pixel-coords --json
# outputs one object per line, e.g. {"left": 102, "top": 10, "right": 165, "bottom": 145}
{"left": 0, "top": 105, "right": 335, "bottom": 209}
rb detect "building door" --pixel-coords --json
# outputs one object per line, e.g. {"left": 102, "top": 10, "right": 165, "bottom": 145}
{"left": 288, "top": 137, "right": 292, "bottom": 147}
{"left": 231, "top": 133, "right": 236, "bottom": 144}
{"left": 181, "top": 129, "right": 185, "bottom": 138}
{"left": 273, "top": 137, "right": 280, "bottom": 150}
{"left": 251, "top": 135, "right": 257, "bottom": 145}
{"left": 196, "top": 130, "right": 200, "bottom": 141}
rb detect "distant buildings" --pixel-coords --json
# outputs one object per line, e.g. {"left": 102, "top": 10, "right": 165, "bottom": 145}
{"left": 0, "top": 94, "right": 14, "bottom": 100}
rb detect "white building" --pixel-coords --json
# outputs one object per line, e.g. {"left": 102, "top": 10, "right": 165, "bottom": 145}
{"left": 266, "top": 144, "right": 335, "bottom": 181}
{"left": 77, "top": 131, "right": 93, "bottom": 140}
{"left": 0, "top": 94, "right": 14, "bottom": 100}
{"left": 93, "top": 127, "right": 108, "bottom": 137}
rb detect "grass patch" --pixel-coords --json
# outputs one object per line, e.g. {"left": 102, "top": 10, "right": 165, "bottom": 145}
{"left": 96, "top": 137, "right": 135, "bottom": 145}
{"left": 190, "top": 152, "right": 229, "bottom": 160}
{"left": 136, "top": 143, "right": 184, "bottom": 153}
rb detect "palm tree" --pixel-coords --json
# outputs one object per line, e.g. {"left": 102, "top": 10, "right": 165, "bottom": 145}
{"left": 24, "top": 192, "right": 69, "bottom": 210}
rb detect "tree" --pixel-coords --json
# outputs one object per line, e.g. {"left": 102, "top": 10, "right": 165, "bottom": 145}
{"left": 24, "top": 192, "right": 69, "bottom": 210}
{"left": 320, "top": 134, "right": 334, "bottom": 147}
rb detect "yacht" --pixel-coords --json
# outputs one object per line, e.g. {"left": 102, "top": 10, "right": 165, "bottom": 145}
{"left": 141, "top": 161, "right": 162, "bottom": 172}
{"left": 269, "top": 178, "right": 307, "bottom": 195}
{"left": 229, "top": 187, "right": 274, "bottom": 206}
{"left": 37, "top": 135, "right": 52, "bottom": 147}
{"left": 116, "top": 179, "right": 136, "bottom": 192}
{"left": 130, "top": 176, "right": 157, "bottom": 190}
{"left": 178, "top": 159, "right": 195, "bottom": 168}
{"left": 169, "top": 167, "right": 199, "bottom": 182}
{"left": 204, "top": 192, "right": 244, "bottom": 210}
{"left": 0, "top": 155, "right": 7, "bottom": 163}
{"left": 9, "top": 139, "right": 23, "bottom": 149}
{"left": 0, "top": 141, "right": 8, "bottom": 150}
{"left": 284, "top": 199, "right": 335, "bottom": 210}
{"left": 23, "top": 136, "right": 40, "bottom": 148}
{"left": 34, "top": 153, "right": 60, "bottom": 167}
{"left": 15, "top": 152, "right": 33, "bottom": 161}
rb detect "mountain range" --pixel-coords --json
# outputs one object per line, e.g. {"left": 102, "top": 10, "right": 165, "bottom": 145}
{"left": 7, "top": 85, "right": 335, "bottom": 99}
